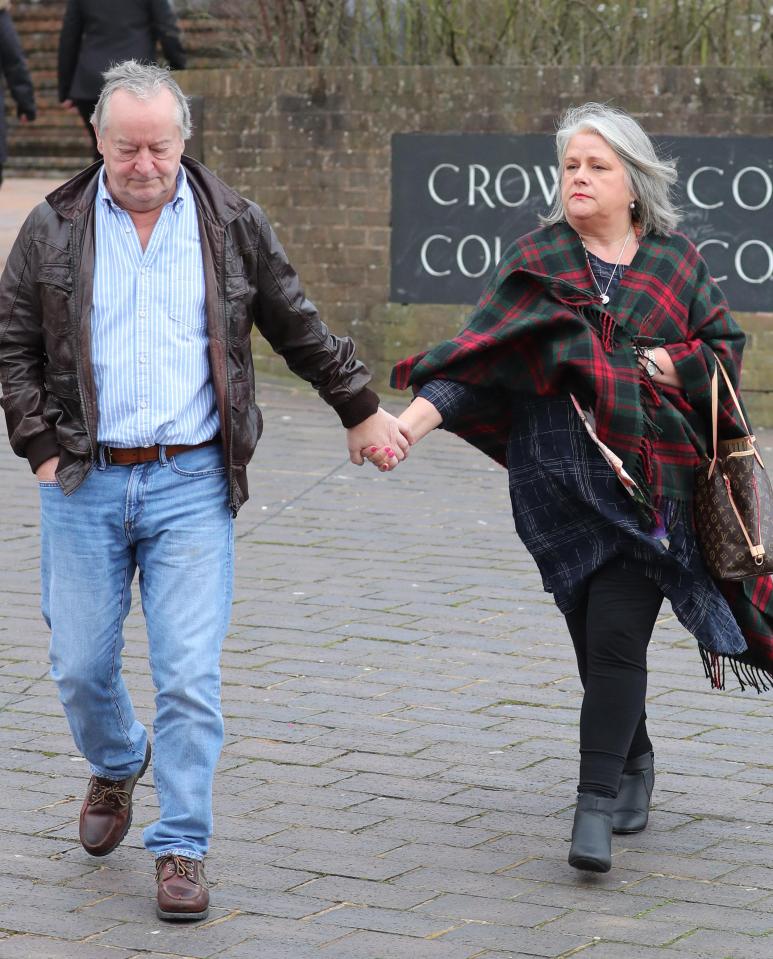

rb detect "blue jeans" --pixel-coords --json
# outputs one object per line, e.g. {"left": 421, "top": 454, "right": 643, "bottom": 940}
{"left": 40, "top": 444, "right": 234, "bottom": 860}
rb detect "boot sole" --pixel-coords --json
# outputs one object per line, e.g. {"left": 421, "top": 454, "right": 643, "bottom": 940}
{"left": 612, "top": 821, "right": 648, "bottom": 835}
{"left": 156, "top": 906, "right": 209, "bottom": 922}
{"left": 568, "top": 853, "right": 611, "bottom": 873}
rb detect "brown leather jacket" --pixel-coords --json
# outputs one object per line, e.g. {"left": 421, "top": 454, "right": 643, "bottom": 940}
{"left": 0, "top": 156, "right": 378, "bottom": 513}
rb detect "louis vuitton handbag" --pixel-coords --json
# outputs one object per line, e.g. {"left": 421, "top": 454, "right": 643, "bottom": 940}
{"left": 694, "top": 355, "right": 773, "bottom": 580}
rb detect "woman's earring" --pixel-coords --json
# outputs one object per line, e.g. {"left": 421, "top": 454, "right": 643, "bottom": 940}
{"left": 630, "top": 200, "right": 636, "bottom": 209}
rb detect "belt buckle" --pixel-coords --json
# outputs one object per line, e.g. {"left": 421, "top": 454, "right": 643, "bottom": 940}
{"left": 104, "top": 445, "right": 114, "bottom": 465}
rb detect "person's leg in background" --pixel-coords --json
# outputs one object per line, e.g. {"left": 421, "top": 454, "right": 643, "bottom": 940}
{"left": 72, "top": 99, "right": 99, "bottom": 159}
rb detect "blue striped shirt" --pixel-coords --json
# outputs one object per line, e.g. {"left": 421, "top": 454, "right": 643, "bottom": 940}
{"left": 91, "top": 166, "right": 219, "bottom": 447}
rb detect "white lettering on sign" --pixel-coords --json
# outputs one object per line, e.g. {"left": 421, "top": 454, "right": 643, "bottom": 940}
{"left": 687, "top": 167, "right": 724, "bottom": 209}
{"left": 469, "top": 165, "right": 496, "bottom": 208}
{"left": 697, "top": 238, "right": 773, "bottom": 284}
{"left": 732, "top": 167, "right": 772, "bottom": 211}
{"left": 409, "top": 140, "right": 771, "bottom": 307}
{"left": 422, "top": 234, "right": 773, "bottom": 286}
{"left": 422, "top": 233, "right": 504, "bottom": 279}
{"left": 427, "top": 163, "right": 559, "bottom": 208}
{"left": 533, "top": 165, "right": 560, "bottom": 206}
{"left": 420, "top": 234, "right": 452, "bottom": 276}
{"left": 696, "top": 239, "right": 729, "bottom": 283}
{"left": 686, "top": 165, "right": 772, "bottom": 211}
{"left": 495, "top": 164, "right": 530, "bottom": 207}
{"left": 735, "top": 240, "right": 773, "bottom": 283}
{"left": 427, "top": 163, "right": 460, "bottom": 206}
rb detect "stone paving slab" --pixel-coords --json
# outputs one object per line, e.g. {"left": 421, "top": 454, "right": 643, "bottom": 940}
{"left": 1, "top": 176, "right": 773, "bottom": 957}
{"left": 0, "top": 177, "right": 64, "bottom": 272}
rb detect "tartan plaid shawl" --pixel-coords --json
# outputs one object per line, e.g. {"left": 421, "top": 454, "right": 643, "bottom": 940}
{"left": 392, "top": 221, "right": 746, "bottom": 509}
{"left": 392, "top": 221, "right": 773, "bottom": 691}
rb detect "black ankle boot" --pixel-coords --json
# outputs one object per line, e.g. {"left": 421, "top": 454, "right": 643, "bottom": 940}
{"left": 568, "top": 793, "right": 614, "bottom": 873}
{"left": 612, "top": 751, "right": 654, "bottom": 835}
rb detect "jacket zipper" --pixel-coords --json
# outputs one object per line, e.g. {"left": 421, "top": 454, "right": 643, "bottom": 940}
{"left": 221, "top": 233, "right": 236, "bottom": 516}
{"left": 70, "top": 218, "right": 95, "bottom": 460}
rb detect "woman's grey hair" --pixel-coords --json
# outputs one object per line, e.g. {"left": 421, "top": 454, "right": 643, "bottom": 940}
{"left": 541, "top": 102, "right": 679, "bottom": 236}
{"left": 91, "top": 60, "right": 191, "bottom": 139}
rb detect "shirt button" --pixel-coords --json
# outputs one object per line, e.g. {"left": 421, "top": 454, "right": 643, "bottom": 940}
{"left": 140, "top": 400, "right": 148, "bottom": 409}
{"left": 139, "top": 354, "right": 147, "bottom": 364}
{"left": 138, "top": 311, "right": 146, "bottom": 318}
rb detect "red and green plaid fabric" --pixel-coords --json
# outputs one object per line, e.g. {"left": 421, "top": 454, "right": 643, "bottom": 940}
{"left": 391, "top": 221, "right": 746, "bottom": 507}
{"left": 716, "top": 578, "right": 773, "bottom": 690}
{"left": 392, "top": 222, "right": 773, "bottom": 690}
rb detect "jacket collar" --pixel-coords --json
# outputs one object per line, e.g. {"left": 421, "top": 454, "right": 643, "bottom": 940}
{"left": 45, "top": 155, "right": 250, "bottom": 226}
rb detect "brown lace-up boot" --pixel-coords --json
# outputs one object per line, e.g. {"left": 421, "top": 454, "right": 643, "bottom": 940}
{"left": 156, "top": 855, "right": 209, "bottom": 921}
{"left": 79, "top": 742, "right": 151, "bottom": 856}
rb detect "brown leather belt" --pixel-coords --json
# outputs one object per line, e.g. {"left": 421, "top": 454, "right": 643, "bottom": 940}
{"left": 103, "top": 436, "right": 220, "bottom": 466}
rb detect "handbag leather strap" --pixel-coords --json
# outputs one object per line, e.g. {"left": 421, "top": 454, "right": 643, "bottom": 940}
{"left": 707, "top": 354, "right": 763, "bottom": 478}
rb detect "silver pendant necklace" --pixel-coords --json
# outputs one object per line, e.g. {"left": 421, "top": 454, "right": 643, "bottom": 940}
{"left": 582, "top": 226, "right": 632, "bottom": 305}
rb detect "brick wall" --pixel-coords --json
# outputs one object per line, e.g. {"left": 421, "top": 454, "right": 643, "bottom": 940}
{"left": 180, "top": 65, "right": 773, "bottom": 419}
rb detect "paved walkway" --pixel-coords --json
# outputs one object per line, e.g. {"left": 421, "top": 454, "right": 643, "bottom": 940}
{"left": 1, "top": 178, "right": 773, "bottom": 959}
{"left": 0, "top": 178, "right": 64, "bottom": 272}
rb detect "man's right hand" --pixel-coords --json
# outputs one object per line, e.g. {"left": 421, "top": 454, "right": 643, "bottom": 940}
{"left": 35, "top": 457, "right": 59, "bottom": 482}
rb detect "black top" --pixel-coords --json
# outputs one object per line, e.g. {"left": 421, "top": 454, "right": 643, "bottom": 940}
{"left": 586, "top": 249, "right": 627, "bottom": 302}
{"left": 0, "top": 10, "right": 36, "bottom": 164}
{"left": 58, "top": 0, "right": 187, "bottom": 102}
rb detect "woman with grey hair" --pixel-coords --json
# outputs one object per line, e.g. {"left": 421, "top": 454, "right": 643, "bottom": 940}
{"left": 383, "top": 103, "right": 770, "bottom": 873}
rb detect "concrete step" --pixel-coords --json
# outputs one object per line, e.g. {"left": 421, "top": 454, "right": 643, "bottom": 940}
{"left": 3, "top": 154, "right": 90, "bottom": 180}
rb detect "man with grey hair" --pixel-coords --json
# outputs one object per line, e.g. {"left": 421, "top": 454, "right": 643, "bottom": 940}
{"left": 0, "top": 59, "right": 411, "bottom": 921}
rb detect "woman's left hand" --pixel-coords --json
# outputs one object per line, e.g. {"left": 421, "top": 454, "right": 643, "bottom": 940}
{"left": 640, "top": 347, "right": 683, "bottom": 389}
{"left": 362, "top": 446, "right": 400, "bottom": 472}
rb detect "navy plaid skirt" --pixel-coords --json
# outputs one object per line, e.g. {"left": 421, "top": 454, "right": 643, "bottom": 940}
{"left": 419, "top": 381, "right": 746, "bottom": 658}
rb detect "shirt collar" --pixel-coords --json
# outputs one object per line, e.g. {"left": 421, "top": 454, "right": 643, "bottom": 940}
{"left": 97, "top": 165, "right": 187, "bottom": 213}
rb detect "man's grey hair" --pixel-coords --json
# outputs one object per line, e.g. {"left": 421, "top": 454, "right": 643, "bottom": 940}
{"left": 91, "top": 60, "right": 191, "bottom": 140}
{"left": 541, "top": 102, "right": 679, "bottom": 236}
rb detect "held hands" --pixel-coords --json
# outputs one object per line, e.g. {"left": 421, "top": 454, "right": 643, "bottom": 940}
{"left": 346, "top": 408, "right": 414, "bottom": 472}
{"left": 364, "top": 444, "right": 400, "bottom": 472}
{"left": 358, "top": 397, "right": 443, "bottom": 473}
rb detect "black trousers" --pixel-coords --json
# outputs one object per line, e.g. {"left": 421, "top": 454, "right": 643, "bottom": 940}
{"left": 564, "top": 561, "right": 663, "bottom": 798}
{"left": 73, "top": 99, "right": 100, "bottom": 160}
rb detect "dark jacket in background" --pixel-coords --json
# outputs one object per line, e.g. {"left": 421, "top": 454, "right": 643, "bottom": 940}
{"left": 0, "top": 9, "right": 36, "bottom": 164}
{"left": 58, "top": 0, "right": 187, "bottom": 102}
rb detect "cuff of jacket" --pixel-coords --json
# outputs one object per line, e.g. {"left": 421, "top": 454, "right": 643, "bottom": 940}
{"left": 334, "top": 387, "right": 380, "bottom": 428}
{"left": 26, "top": 431, "right": 60, "bottom": 474}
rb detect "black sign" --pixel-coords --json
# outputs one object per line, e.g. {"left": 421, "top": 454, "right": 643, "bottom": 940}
{"left": 390, "top": 133, "right": 773, "bottom": 312}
